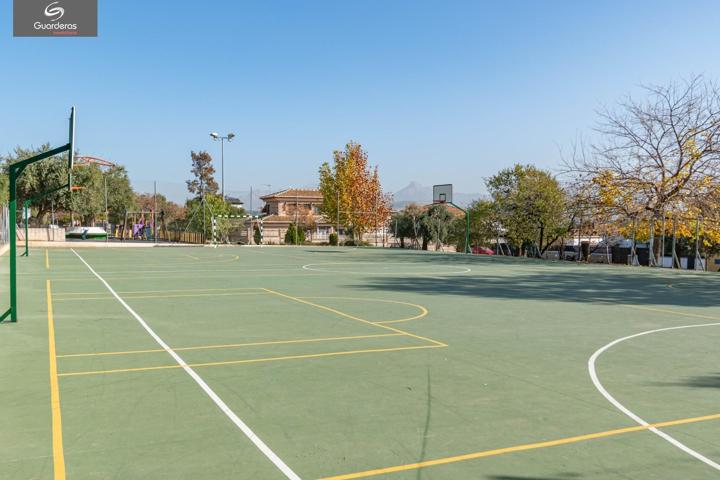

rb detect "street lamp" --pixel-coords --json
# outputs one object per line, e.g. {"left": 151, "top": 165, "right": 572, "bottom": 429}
{"left": 210, "top": 132, "right": 235, "bottom": 198}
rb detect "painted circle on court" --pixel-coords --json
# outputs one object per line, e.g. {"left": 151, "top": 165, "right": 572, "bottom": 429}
{"left": 298, "top": 296, "right": 428, "bottom": 324}
{"left": 301, "top": 262, "right": 471, "bottom": 275}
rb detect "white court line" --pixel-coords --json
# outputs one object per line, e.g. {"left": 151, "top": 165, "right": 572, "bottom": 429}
{"left": 588, "top": 322, "right": 720, "bottom": 471}
{"left": 70, "top": 249, "right": 301, "bottom": 480}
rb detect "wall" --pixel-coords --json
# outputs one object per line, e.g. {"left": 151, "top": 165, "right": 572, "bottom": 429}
{"left": 17, "top": 227, "right": 66, "bottom": 242}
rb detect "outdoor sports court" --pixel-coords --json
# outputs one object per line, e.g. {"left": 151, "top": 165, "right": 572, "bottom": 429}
{"left": 1, "top": 246, "right": 719, "bottom": 479}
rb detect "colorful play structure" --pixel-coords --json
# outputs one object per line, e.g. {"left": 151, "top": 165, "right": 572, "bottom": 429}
{"left": 116, "top": 211, "right": 157, "bottom": 240}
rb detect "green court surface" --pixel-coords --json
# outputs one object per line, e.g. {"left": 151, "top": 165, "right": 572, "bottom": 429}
{"left": 1, "top": 246, "right": 720, "bottom": 479}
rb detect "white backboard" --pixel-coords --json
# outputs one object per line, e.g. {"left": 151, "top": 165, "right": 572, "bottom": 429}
{"left": 433, "top": 184, "right": 452, "bottom": 204}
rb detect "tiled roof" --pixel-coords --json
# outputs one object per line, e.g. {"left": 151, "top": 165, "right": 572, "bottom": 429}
{"left": 422, "top": 203, "right": 466, "bottom": 218}
{"left": 260, "top": 188, "right": 322, "bottom": 201}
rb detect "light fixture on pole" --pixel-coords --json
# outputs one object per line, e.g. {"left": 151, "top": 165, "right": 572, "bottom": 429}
{"left": 210, "top": 132, "right": 235, "bottom": 199}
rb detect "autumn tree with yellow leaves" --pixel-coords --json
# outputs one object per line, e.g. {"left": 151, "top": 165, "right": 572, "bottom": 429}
{"left": 318, "top": 142, "right": 393, "bottom": 243}
{"left": 567, "top": 76, "right": 720, "bottom": 254}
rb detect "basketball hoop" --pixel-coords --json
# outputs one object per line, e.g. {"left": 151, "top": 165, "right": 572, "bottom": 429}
{"left": 433, "top": 184, "right": 452, "bottom": 204}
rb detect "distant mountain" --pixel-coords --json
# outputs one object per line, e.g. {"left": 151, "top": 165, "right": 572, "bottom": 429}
{"left": 392, "top": 182, "right": 482, "bottom": 209}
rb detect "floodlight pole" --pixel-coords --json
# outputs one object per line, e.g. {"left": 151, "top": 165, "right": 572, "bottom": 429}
{"left": 210, "top": 132, "right": 235, "bottom": 200}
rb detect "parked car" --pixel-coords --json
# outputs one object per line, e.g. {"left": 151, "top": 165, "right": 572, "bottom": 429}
{"left": 562, "top": 245, "right": 578, "bottom": 261}
{"left": 471, "top": 246, "right": 494, "bottom": 255}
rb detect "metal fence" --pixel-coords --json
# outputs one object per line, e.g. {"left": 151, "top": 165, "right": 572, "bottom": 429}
{"left": 0, "top": 205, "right": 9, "bottom": 246}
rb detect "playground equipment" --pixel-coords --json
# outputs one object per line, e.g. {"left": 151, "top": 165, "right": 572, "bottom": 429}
{"left": 118, "top": 211, "right": 155, "bottom": 240}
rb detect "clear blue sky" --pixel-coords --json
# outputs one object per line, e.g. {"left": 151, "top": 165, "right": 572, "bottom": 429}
{"left": 2, "top": 0, "right": 719, "bottom": 198}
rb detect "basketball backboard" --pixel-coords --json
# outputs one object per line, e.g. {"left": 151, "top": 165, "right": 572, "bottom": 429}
{"left": 433, "top": 184, "right": 452, "bottom": 204}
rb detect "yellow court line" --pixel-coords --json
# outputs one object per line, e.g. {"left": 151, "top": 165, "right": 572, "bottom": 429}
{"left": 57, "top": 333, "right": 404, "bottom": 358}
{"left": 50, "top": 272, "right": 333, "bottom": 283}
{"left": 320, "top": 412, "right": 720, "bottom": 480}
{"left": 45, "top": 249, "right": 50, "bottom": 270}
{"left": 262, "top": 289, "right": 447, "bottom": 347}
{"left": 58, "top": 344, "right": 446, "bottom": 377}
{"left": 46, "top": 280, "right": 66, "bottom": 480}
{"left": 53, "top": 291, "right": 269, "bottom": 302}
{"left": 625, "top": 304, "right": 720, "bottom": 321}
{"left": 298, "top": 297, "right": 428, "bottom": 325}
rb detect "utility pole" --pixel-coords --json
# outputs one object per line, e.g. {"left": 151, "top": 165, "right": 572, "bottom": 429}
{"left": 374, "top": 195, "right": 378, "bottom": 247}
{"left": 695, "top": 216, "right": 704, "bottom": 271}
{"left": 661, "top": 211, "right": 666, "bottom": 267}
{"left": 249, "top": 185, "right": 254, "bottom": 244}
{"left": 220, "top": 139, "right": 224, "bottom": 198}
{"left": 104, "top": 175, "right": 108, "bottom": 243}
{"left": 153, "top": 181, "right": 157, "bottom": 244}
{"left": 201, "top": 176, "right": 206, "bottom": 244}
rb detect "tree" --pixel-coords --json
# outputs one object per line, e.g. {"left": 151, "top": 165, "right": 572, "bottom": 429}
{"left": 568, "top": 76, "right": 720, "bottom": 224}
{"left": 184, "top": 194, "right": 243, "bottom": 240}
{"left": 391, "top": 211, "right": 413, "bottom": 248}
{"left": 487, "top": 164, "right": 568, "bottom": 256}
{"left": 186, "top": 151, "right": 218, "bottom": 197}
{"left": 1, "top": 144, "right": 69, "bottom": 225}
{"left": 318, "top": 141, "right": 393, "bottom": 242}
{"left": 284, "top": 223, "right": 305, "bottom": 244}
{"left": 421, "top": 204, "right": 454, "bottom": 250}
{"left": 135, "top": 192, "right": 185, "bottom": 227}
{"left": 68, "top": 164, "right": 105, "bottom": 225}
{"left": 452, "top": 199, "right": 498, "bottom": 253}
{"left": 390, "top": 203, "right": 426, "bottom": 249}
{"left": 105, "top": 166, "right": 135, "bottom": 224}
{"left": 0, "top": 173, "right": 8, "bottom": 205}
{"left": 565, "top": 77, "right": 720, "bottom": 259}
{"left": 301, "top": 210, "right": 317, "bottom": 240}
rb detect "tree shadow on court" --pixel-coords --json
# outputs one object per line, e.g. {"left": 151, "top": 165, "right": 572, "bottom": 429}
{"left": 416, "top": 368, "right": 432, "bottom": 480}
{"left": 651, "top": 373, "right": 720, "bottom": 389}
{"left": 351, "top": 266, "right": 720, "bottom": 307}
{"left": 486, "top": 475, "right": 581, "bottom": 480}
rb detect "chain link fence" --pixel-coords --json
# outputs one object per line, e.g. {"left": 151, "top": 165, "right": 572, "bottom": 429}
{"left": 0, "top": 205, "right": 9, "bottom": 247}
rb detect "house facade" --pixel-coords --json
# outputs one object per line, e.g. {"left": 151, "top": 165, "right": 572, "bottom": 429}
{"left": 247, "top": 188, "right": 335, "bottom": 244}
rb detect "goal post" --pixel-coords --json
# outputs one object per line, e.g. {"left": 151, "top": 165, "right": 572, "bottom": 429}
{"left": 1, "top": 107, "right": 76, "bottom": 324}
